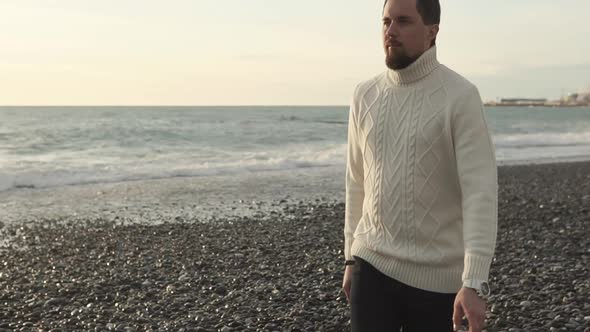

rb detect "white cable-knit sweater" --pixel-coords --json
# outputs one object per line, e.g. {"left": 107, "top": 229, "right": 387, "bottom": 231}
{"left": 344, "top": 46, "right": 497, "bottom": 293}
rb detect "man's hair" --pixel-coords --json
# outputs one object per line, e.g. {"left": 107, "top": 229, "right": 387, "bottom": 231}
{"left": 383, "top": 0, "right": 441, "bottom": 25}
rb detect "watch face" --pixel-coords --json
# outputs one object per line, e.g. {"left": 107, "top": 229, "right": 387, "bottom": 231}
{"left": 480, "top": 282, "right": 490, "bottom": 296}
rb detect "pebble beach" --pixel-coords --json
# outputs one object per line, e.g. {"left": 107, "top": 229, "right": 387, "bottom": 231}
{"left": 0, "top": 161, "right": 589, "bottom": 331}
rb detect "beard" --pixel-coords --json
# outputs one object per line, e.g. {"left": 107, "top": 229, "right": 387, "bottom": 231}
{"left": 385, "top": 47, "right": 420, "bottom": 70}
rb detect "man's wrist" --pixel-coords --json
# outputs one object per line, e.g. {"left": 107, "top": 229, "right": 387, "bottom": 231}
{"left": 345, "top": 260, "right": 355, "bottom": 266}
{"left": 462, "top": 279, "right": 491, "bottom": 297}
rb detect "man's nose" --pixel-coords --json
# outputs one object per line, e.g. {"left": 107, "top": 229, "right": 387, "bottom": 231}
{"left": 386, "top": 23, "right": 399, "bottom": 37}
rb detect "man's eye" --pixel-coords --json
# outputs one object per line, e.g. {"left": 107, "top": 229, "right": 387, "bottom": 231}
{"left": 396, "top": 17, "right": 412, "bottom": 25}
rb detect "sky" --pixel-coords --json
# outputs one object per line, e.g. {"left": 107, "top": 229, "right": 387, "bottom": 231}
{"left": 1, "top": 0, "right": 590, "bottom": 105}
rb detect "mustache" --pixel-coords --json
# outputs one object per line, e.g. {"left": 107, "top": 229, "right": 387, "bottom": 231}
{"left": 385, "top": 39, "right": 403, "bottom": 47}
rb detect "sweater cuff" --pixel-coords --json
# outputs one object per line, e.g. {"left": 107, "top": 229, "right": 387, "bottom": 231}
{"left": 462, "top": 254, "right": 492, "bottom": 282}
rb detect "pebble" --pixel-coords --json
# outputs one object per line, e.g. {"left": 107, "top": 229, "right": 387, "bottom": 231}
{"left": 520, "top": 301, "right": 532, "bottom": 307}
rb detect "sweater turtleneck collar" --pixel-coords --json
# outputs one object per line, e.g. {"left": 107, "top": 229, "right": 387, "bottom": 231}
{"left": 387, "top": 45, "right": 440, "bottom": 86}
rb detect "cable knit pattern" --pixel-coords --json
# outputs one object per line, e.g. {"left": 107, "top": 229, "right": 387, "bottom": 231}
{"left": 344, "top": 46, "right": 498, "bottom": 293}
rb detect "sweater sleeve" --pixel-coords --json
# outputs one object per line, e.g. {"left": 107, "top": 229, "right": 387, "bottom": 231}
{"left": 344, "top": 86, "right": 365, "bottom": 262}
{"left": 451, "top": 85, "right": 498, "bottom": 283}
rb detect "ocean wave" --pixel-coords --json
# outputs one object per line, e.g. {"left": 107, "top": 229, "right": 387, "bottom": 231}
{"left": 237, "top": 118, "right": 347, "bottom": 125}
{"left": 493, "top": 131, "right": 590, "bottom": 148}
{"left": 0, "top": 144, "right": 347, "bottom": 192}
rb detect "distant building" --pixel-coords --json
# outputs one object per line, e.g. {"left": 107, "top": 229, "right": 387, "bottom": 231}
{"left": 484, "top": 87, "right": 590, "bottom": 107}
{"left": 562, "top": 92, "right": 590, "bottom": 105}
{"left": 565, "top": 93, "right": 579, "bottom": 103}
{"left": 500, "top": 98, "right": 547, "bottom": 105}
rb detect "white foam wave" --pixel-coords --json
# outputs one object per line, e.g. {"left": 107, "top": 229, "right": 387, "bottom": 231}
{"left": 0, "top": 144, "right": 347, "bottom": 192}
{"left": 493, "top": 131, "right": 590, "bottom": 148}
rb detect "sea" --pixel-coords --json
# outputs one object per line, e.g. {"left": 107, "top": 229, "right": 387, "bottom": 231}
{"left": 1, "top": 106, "right": 590, "bottom": 193}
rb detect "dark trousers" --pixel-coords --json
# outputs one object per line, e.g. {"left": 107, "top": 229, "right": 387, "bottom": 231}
{"left": 350, "top": 256, "right": 456, "bottom": 332}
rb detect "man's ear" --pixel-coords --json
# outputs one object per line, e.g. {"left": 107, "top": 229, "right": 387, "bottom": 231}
{"left": 429, "top": 24, "right": 440, "bottom": 42}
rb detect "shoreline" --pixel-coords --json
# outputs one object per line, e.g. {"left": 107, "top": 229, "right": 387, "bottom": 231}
{"left": 0, "top": 161, "right": 589, "bottom": 330}
{"left": 2, "top": 159, "right": 590, "bottom": 225}
{"left": 3, "top": 153, "right": 590, "bottom": 196}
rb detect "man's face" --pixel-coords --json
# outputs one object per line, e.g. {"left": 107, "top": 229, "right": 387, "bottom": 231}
{"left": 382, "top": 0, "right": 438, "bottom": 70}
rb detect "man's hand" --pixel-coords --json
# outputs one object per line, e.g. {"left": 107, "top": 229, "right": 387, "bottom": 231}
{"left": 341, "top": 265, "right": 354, "bottom": 303}
{"left": 453, "top": 287, "right": 486, "bottom": 332}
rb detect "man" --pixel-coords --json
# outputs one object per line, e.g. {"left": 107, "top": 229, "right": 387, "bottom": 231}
{"left": 341, "top": 0, "right": 497, "bottom": 331}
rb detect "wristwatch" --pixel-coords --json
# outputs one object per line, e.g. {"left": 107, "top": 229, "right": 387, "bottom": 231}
{"left": 463, "top": 280, "right": 491, "bottom": 298}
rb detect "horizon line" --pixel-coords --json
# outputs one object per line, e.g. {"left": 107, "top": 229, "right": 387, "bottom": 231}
{"left": 0, "top": 104, "right": 350, "bottom": 108}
